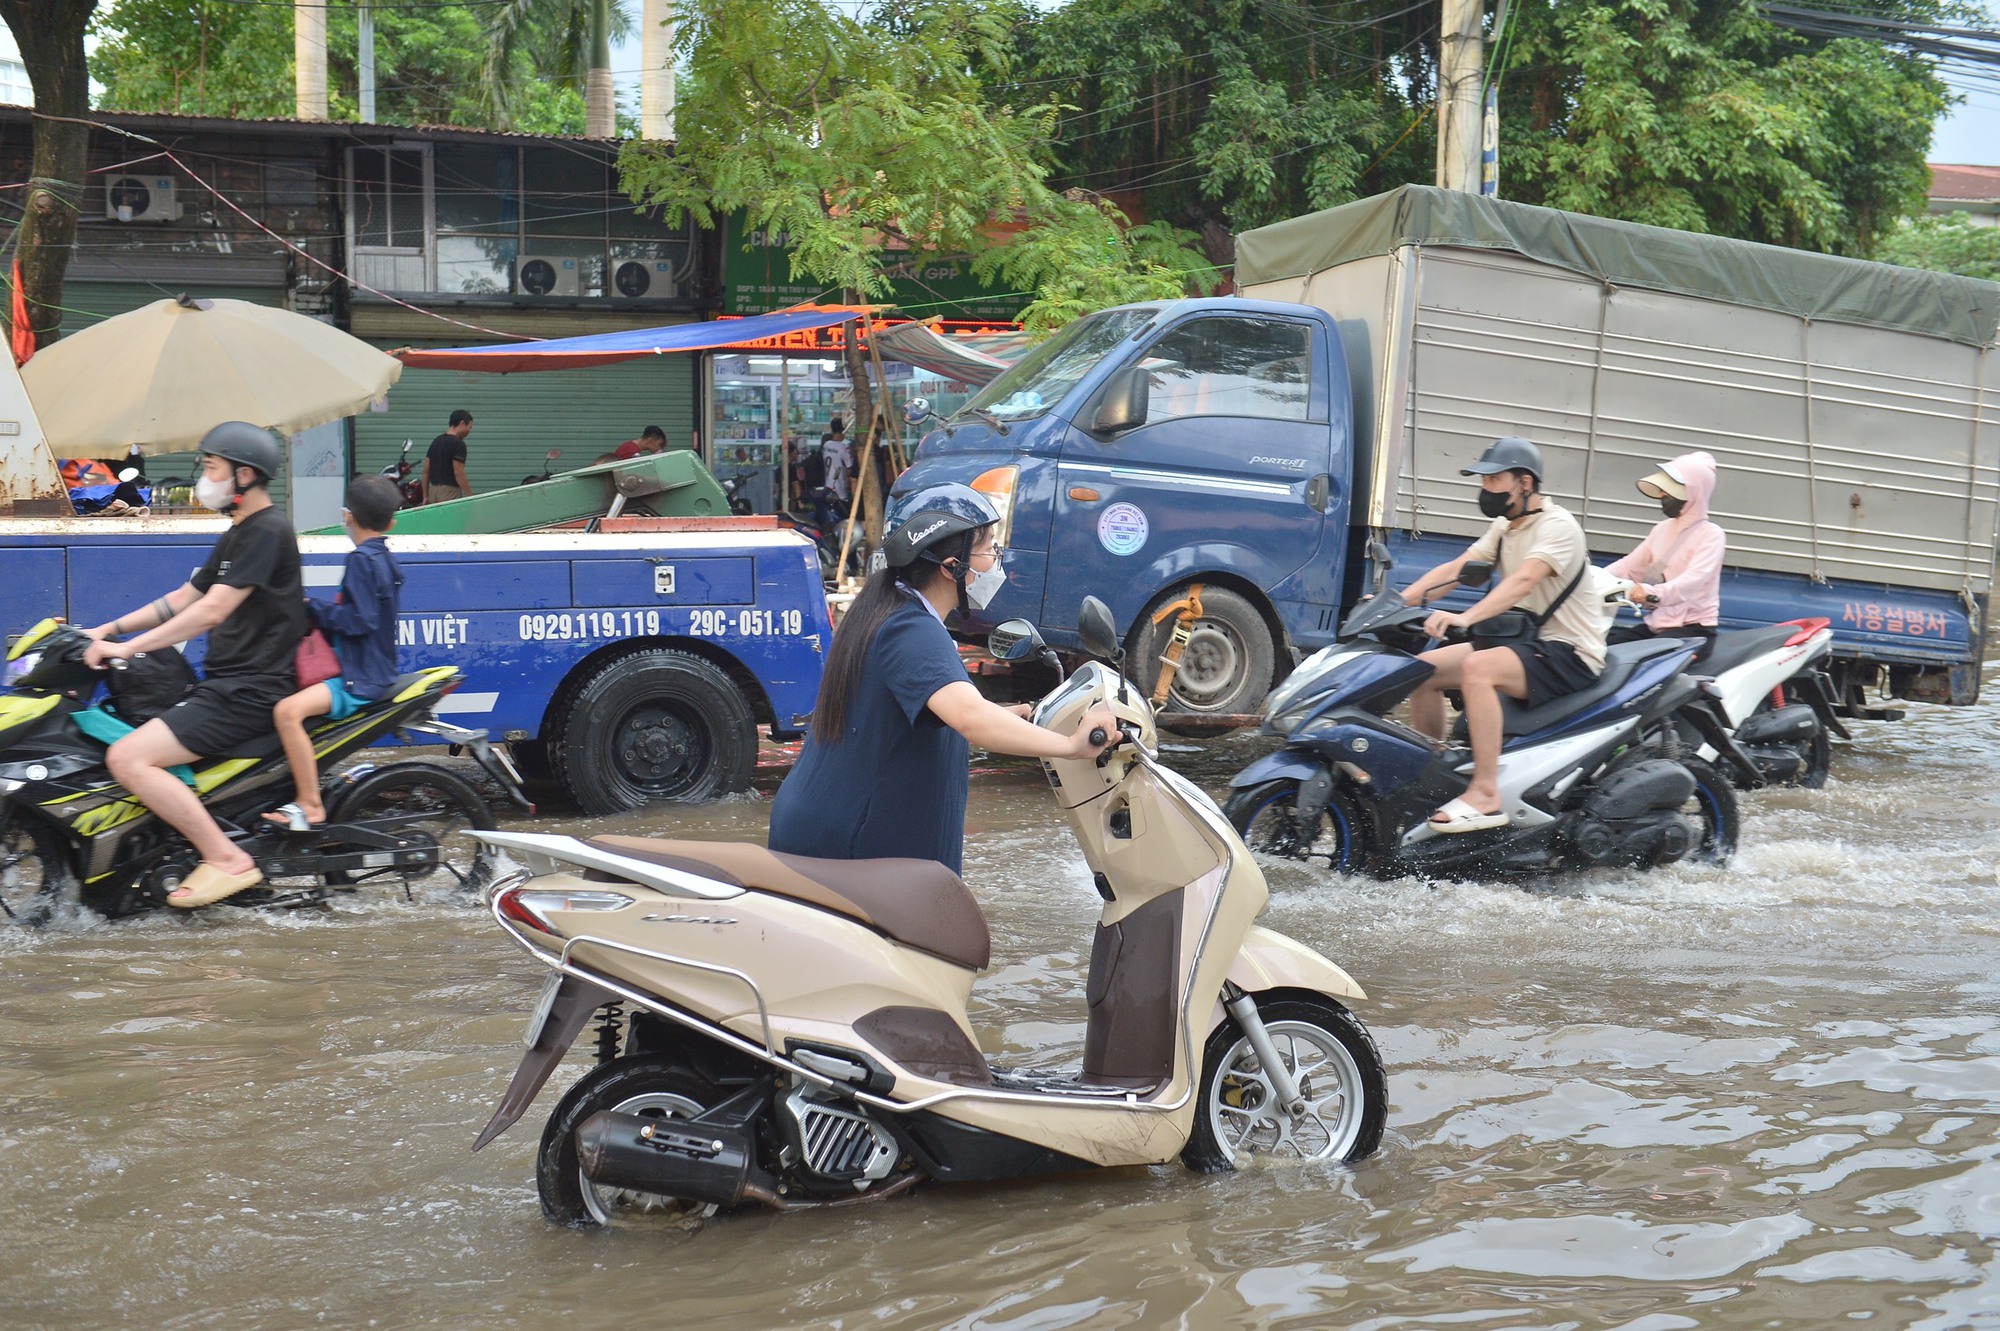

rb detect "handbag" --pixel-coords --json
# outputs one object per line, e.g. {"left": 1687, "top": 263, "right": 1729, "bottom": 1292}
{"left": 295, "top": 628, "right": 341, "bottom": 690}
{"left": 1469, "top": 532, "right": 1586, "bottom": 647}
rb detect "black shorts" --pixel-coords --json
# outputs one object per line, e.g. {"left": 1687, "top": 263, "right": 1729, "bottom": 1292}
{"left": 1501, "top": 639, "right": 1599, "bottom": 709}
{"left": 157, "top": 675, "right": 294, "bottom": 757}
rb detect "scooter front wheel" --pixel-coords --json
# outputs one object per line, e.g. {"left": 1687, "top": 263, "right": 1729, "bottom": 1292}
{"left": 1225, "top": 779, "right": 1370, "bottom": 874}
{"left": 1184, "top": 996, "right": 1387, "bottom": 1171}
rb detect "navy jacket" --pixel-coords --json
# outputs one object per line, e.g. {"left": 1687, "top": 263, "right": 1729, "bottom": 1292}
{"left": 308, "top": 537, "right": 403, "bottom": 700}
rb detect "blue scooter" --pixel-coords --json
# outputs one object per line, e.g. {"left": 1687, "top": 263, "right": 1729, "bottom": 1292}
{"left": 1222, "top": 568, "right": 1750, "bottom": 879}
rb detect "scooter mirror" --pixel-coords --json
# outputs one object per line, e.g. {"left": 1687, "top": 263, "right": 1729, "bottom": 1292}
{"left": 903, "top": 397, "right": 932, "bottom": 426}
{"left": 1078, "top": 597, "right": 1122, "bottom": 662}
{"left": 117, "top": 468, "right": 140, "bottom": 483}
{"left": 1458, "top": 560, "right": 1495, "bottom": 588}
{"left": 546, "top": 449, "right": 562, "bottom": 461}
{"left": 987, "top": 619, "right": 1044, "bottom": 662}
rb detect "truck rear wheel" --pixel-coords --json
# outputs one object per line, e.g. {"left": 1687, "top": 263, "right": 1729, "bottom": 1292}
{"left": 1129, "top": 585, "right": 1278, "bottom": 737}
{"left": 550, "top": 649, "right": 757, "bottom": 813}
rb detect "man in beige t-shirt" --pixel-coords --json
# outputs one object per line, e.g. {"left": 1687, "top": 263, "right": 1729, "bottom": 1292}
{"left": 1398, "top": 437, "right": 1612, "bottom": 833}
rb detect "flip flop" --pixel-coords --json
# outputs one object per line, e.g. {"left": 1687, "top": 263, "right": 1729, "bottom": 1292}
{"left": 260, "top": 803, "right": 325, "bottom": 833}
{"left": 167, "top": 863, "right": 265, "bottom": 909}
{"left": 1429, "top": 797, "right": 1508, "bottom": 834}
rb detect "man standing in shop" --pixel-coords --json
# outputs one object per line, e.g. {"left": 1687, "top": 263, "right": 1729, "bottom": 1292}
{"left": 424, "top": 410, "right": 474, "bottom": 503}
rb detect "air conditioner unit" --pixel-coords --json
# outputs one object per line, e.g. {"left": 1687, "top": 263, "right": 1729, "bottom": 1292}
{"left": 611, "top": 259, "right": 677, "bottom": 299}
{"left": 104, "top": 175, "right": 180, "bottom": 223}
{"left": 516, "top": 254, "right": 581, "bottom": 297}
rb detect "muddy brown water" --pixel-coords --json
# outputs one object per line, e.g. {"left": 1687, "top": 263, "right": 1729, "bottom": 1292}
{"left": 5, "top": 668, "right": 2000, "bottom": 1330}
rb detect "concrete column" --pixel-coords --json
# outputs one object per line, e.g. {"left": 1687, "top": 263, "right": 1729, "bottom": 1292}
{"left": 294, "top": 0, "right": 328, "bottom": 121}
{"left": 358, "top": 1, "right": 376, "bottom": 123}
{"left": 1435, "top": 0, "right": 1484, "bottom": 192}
{"left": 640, "top": 0, "right": 676, "bottom": 141}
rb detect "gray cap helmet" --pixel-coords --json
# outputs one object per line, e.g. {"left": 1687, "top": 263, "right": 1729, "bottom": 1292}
{"left": 1460, "top": 436, "right": 1543, "bottom": 483}
{"left": 882, "top": 482, "right": 1000, "bottom": 569}
{"left": 199, "top": 421, "right": 283, "bottom": 482}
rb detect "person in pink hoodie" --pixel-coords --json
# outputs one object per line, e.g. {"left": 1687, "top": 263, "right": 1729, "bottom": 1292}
{"left": 1605, "top": 452, "right": 1725, "bottom": 647}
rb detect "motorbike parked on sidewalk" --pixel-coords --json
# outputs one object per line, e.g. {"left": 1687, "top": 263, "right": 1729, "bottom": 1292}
{"left": 469, "top": 596, "right": 1388, "bottom": 1227}
{"left": 0, "top": 620, "right": 530, "bottom": 924}
{"left": 382, "top": 440, "right": 426, "bottom": 508}
{"left": 1224, "top": 570, "right": 1745, "bottom": 879}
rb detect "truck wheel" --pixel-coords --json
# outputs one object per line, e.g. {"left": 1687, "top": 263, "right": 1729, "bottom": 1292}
{"left": 1129, "top": 586, "right": 1278, "bottom": 737}
{"left": 551, "top": 649, "right": 757, "bottom": 813}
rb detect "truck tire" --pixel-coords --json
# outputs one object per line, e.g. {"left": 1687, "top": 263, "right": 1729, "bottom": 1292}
{"left": 549, "top": 648, "right": 757, "bottom": 813}
{"left": 1129, "top": 585, "right": 1278, "bottom": 737}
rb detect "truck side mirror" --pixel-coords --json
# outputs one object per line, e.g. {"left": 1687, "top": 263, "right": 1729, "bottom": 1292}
{"left": 1090, "top": 366, "right": 1148, "bottom": 435}
{"left": 1458, "top": 560, "right": 1494, "bottom": 588}
{"left": 1078, "top": 597, "right": 1122, "bottom": 662}
{"left": 987, "top": 619, "right": 1043, "bottom": 662}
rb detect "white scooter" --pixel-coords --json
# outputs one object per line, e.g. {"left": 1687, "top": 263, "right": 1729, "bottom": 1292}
{"left": 469, "top": 597, "right": 1388, "bottom": 1226}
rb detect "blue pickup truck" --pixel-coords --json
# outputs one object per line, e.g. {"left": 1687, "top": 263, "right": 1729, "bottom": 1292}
{"left": 0, "top": 518, "right": 831, "bottom": 812}
{"left": 902, "top": 188, "right": 2000, "bottom": 726}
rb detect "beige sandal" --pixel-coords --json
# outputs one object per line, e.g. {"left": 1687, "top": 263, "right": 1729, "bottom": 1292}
{"left": 168, "top": 863, "right": 264, "bottom": 909}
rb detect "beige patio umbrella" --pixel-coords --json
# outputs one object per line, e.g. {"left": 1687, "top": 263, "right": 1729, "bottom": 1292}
{"left": 22, "top": 295, "right": 403, "bottom": 458}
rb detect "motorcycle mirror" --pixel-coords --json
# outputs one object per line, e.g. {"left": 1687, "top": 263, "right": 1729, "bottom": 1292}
{"left": 903, "top": 397, "right": 932, "bottom": 426}
{"left": 986, "top": 619, "right": 1044, "bottom": 662}
{"left": 1458, "top": 560, "right": 1494, "bottom": 588}
{"left": 1077, "top": 597, "right": 1122, "bottom": 662}
{"left": 547, "top": 449, "right": 562, "bottom": 461}
{"left": 117, "top": 467, "right": 140, "bottom": 483}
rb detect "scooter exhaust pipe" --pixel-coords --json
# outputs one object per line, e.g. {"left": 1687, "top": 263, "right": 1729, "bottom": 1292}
{"left": 574, "top": 1110, "right": 752, "bottom": 1208}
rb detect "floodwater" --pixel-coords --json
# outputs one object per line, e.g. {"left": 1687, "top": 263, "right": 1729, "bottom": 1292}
{"left": 5, "top": 668, "right": 2000, "bottom": 1330}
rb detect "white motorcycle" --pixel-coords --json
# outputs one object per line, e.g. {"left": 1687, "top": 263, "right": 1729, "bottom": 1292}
{"left": 469, "top": 597, "right": 1388, "bottom": 1226}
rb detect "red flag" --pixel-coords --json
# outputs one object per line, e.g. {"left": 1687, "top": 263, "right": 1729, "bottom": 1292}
{"left": 9, "top": 258, "right": 33, "bottom": 367}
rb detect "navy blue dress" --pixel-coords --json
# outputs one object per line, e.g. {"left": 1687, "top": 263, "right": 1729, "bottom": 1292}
{"left": 767, "top": 598, "right": 972, "bottom": 873}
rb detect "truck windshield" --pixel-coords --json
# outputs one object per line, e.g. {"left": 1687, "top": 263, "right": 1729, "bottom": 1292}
{"left": 959, "top": 308, "right": 1158, "bottom": 423}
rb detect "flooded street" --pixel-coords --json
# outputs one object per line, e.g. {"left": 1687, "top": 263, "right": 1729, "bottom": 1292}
{"left": 5, "top": 668, "right": 2000, "bottom": 1330}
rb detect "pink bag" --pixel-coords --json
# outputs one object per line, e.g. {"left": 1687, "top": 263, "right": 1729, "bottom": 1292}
{"left": 295, "top": 628, "right": 340, "bottom": 690}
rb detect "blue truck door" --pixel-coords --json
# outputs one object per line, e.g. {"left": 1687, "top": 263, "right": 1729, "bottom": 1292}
{"left": 1042, "top": 312, "right": 1335, "bottom": 634}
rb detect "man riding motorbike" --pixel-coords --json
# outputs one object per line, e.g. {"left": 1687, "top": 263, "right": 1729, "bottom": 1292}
{"left": 1397, "top": 437, "right": 1614, "bottom": 833}
{"left": 81, "top": 422, "right": 306, "bottom": 908}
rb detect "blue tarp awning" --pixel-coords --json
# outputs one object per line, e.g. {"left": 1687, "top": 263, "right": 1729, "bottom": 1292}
{"left": 391, "top": 308, "right": 862, "bottom": 373}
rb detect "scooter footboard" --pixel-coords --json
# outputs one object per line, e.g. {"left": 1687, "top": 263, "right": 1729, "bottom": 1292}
{"left": 1209, "top": 926, "right": 1366, "bottom": 1033}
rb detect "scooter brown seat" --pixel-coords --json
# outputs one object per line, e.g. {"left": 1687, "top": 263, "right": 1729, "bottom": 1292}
{"left": 587, "top": 836, "right": 991, "bottom": 971}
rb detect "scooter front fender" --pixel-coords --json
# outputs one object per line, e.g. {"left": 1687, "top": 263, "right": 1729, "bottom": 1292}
{"left": 472, "top": 972, "right": 619, "bottom": 1151}
{"left": 1210, "top": 925, "right": 1367, "bottom": 1037}
{"left": 1227, "top": 750, "right": 1326, "bottom": 790}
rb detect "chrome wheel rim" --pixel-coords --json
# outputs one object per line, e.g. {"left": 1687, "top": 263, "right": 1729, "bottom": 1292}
{"left": 1206, "top": 1019, "right": 1368, "bottom": 1163}
{"left": 579, "top": 1089, "right": 716, "bottom": 1225}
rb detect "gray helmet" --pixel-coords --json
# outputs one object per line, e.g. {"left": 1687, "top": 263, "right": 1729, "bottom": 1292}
{"left": 882, "top": 482, "right": 999, "bottom": 569}
{"left": 1460, "top": 436, "right": 1543, "bottom": 483}
{"left": 199, "top": 421, "right": 283, "bottom": 482}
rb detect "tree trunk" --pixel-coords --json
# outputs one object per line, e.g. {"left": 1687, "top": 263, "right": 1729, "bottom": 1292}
{"left": 840, "top": 301, "right": 884, "bottom": 548}
{"left": 586, "top": 0, "right": 616, "bottom": 137}
{"left": 0, "top": 1, "right": 96, "bottom": 350}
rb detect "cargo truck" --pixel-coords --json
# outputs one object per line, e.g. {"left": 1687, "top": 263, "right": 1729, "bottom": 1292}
{"left": 900, "top": 185, "right": 2000, "bottom": 725}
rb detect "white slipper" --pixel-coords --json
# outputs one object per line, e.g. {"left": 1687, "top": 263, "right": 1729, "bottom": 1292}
{"left": 1429, "top": 797, "right": 1508, "bottom": 834}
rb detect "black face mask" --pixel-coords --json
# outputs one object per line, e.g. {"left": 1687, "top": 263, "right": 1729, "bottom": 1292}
{"left": 1661, "top": 496, "right": 1686, "bottom": 519}
{"left": 1478, "top": 488, "right": 1517, "bottom": 519}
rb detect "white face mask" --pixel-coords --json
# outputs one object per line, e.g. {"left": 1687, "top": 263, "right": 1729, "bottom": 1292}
{"left": 194, "top": 473, "right": 236, "bottom": 511}
{"left": 965, "top": 562, "right": 1006, "bottom": 610}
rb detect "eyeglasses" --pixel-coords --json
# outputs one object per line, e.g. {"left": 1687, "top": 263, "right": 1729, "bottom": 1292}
{"left": 969, "top": 544, "right": 1005, "bottom": 568}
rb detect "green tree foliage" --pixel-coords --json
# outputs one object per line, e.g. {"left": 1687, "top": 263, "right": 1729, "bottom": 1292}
{"left": 619, "top": 0, "right": 1212, "bottom": 333}
{"left": 1876, "top": 212, "right": 2000, "bottom": 281}
{"left": 1493, "top": 0, "right": 1946, "bottom": 255}
{"left": 482, "top": 0, "right": 635, "bottom": 135}
{"left": 91, "top": 1, "right": 576, "bottom": 129}
{"left": 1022, "top": 0, "right": 1437, "bottom": 260}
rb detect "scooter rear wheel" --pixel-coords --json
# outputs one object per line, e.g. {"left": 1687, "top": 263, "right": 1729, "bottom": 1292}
{"left": 538, "top": 1055, "right": 726, "bottom": 1228}
{"left": 324, "top": 762, "right": 495, "bottom": 896}
{"left": 1185, "top": 996, "right": 1387, "bottom": 1171}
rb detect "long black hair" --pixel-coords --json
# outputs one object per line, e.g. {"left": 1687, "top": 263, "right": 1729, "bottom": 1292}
{"left": 809, "top": 535, "right": 971, "bottom": 745}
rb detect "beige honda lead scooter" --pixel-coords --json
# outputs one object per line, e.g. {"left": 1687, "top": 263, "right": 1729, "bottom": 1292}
{"left": 470, "top": 598, "right": 1387, "bottom": 1227}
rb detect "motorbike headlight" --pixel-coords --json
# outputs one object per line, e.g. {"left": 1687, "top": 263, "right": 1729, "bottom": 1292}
{"left": 3, "top": 652, "right": 40, "bottom": 688}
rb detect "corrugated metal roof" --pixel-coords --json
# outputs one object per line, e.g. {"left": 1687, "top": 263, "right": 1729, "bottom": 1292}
{"left": 1929, "top": 163, "right": 2000, "bottom": 203}
{"left": 0, "top": 105, "right": 643, "bottom": 148}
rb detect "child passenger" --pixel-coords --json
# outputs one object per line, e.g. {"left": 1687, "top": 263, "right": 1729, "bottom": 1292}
{"left": 263, "top": 475, "right": 405, "bottom": 831}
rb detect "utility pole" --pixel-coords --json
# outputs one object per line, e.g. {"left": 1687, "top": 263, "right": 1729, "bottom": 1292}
{"left": 640, "top": 0, "right": 676, "bottom": 141}
{"left": 1435, "top": 0, "right": 1484, "bottom": 192}
{"left": 295, "top": 0, "right": 328, "bottom": 120}
{"left": 358, "top": 0, "right": 377, "bottom": 123}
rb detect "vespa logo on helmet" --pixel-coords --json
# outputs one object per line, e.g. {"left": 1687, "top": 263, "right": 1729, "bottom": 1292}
{"left": 906, "top": 518, "right": 951, "bottom": 544}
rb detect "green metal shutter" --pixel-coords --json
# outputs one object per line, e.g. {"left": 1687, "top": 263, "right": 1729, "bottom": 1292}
{"left": 354, "top": 341, "right": 698, "bottom": 494}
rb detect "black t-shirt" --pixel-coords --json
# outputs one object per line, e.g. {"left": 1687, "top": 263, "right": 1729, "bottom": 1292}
{"left": 189, "top": 504, "right": 306, "bottom": 680}
{"left": 426, "top": 432, "right": 467, "bottom": 486}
